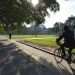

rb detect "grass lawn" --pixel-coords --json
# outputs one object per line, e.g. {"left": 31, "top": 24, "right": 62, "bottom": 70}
{"left": 24, "top": 38, "right": 57, "bottom": 47}
{"left": 12, "top": 35, "right": 57, "bottom": 47}
{"left": 12, "top": 35, "right": 75, "bottom": 52}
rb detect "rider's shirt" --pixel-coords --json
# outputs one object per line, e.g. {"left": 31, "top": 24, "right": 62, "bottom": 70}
{"left": 63, "top": 30, "right": 74, "bottom": 44}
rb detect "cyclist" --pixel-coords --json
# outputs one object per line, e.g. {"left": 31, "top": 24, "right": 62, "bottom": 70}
{"left": 56, "top": 25, "right": 75, "bottom": 63}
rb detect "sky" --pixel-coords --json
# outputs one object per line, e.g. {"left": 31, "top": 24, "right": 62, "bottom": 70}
{"left": 44, "top": 0, "right": 75, "bottom": 28}
{"left": 29, "top": 0, "right": 75, "bottom": 28}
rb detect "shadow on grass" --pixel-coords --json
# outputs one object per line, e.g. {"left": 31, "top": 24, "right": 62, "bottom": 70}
{"left": 0, "top": 41, "right": 74, "bottom": 75}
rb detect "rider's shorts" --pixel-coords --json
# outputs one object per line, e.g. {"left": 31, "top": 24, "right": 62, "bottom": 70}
{"left": 63, "top": 41, "right": 75, "bottom": 48}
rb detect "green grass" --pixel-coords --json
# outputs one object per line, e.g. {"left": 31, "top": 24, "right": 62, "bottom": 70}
{"left": 12, "top": 35, "right": 75, "bottom": 52}
{"left": 12, "top": 35, "right": 56, "bottom": 40}
{"left": 24, "top": 35, "right": 57, "bottom": 48}
{"left": 24, "top": 37, "right": 75, "bottom": 52}
{"left": 12, "top": 35, "right": 57, "bottom": 47}
{"left": 12, "top": 35, "right": 35, "bottom": 39}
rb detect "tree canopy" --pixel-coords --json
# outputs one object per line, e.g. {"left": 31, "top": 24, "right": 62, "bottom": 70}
{"left": 53, "top": 16, "right": 75, "bottom": 35}
{"left": 0, "top": 0, "right": 59, "bottom": 26}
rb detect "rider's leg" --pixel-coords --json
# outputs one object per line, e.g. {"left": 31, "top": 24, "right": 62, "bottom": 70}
{"left": 67, "top": 48, "right": 72, "bottom": 63}
{"left": 61, "top": 44, "right": 65, "bottom": 57}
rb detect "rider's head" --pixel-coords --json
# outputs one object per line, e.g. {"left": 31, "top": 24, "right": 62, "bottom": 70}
{"left": 64, "top": 25, "right": 69, "bottom": 31}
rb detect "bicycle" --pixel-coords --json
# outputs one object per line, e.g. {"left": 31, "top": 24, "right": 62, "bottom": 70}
{"left": 54, "top": 46, "right": 75, "bottom": 64}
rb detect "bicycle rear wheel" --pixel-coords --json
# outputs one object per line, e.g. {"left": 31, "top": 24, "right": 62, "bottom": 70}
{"left": 69, "top": 53, "right": 75, "bottom": 71}
{"left": 54, "top": 48, "right": 63, "bottom": 63}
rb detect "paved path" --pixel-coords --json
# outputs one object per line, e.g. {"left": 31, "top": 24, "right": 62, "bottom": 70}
{"left": 10, "top": 40, "right": 75, "bottom": 75}
{"left": 0, "top": 33, "right": 74, "bottom": 75}
{"left": 0, "top": 35, "right": 75, "bottom": 75}
{"left": 0, "top": 40, "right": 67, "bottom": 75}
{"left": 0, "top": 35, "right": 8, "bottom": 40}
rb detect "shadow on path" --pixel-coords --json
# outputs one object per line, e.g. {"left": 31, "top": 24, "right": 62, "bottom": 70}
{"left": 0, "top": 40, "right": 74, "bottom": 75}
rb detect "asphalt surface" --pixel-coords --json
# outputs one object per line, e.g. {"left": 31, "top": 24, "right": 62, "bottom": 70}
{"left": 11, "top": 40, "right": 75, "bottom": 75}
{"left": 0, "top": 35, "right": 74, "bottom": 75}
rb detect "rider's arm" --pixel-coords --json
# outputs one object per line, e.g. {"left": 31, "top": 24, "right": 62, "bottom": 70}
{"left": 56, "top": 34, "right": 63, "bottom": 45}
{"left": 57, "top": 35, "right": 63, "bottom": 41}
{"left": 56, "top": 33, "right": 64, "bottom": 43}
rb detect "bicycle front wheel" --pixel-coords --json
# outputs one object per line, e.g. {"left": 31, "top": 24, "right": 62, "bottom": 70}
{"left": 54, "top": 48, "right": 63, "bottom": 63}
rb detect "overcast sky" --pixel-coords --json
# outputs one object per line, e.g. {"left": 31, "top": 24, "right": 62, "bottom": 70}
{"left": 44, "top": 0, "right": 75, "bottom": 28}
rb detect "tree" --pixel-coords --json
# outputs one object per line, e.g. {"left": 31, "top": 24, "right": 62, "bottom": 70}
{"left": 54, "top": 22, "right": 64, "bottom": 35}
{"left": 54, "top": 22, "right": 59, "bottom": 33}
{"left": 0, "top": 23, "right": 5, "bottom": 34}
{"left": 33, "top": 24, "right": 47, "bottom": 36}
{"left": 28, "top": 24, "right": 39, "bottom": 36}
{"left": 0, "top": 0, "right": 60, "bottom": 39}
{"left": 48, "top": 27, "right": 55, "bottom": 34}
{"left": 15, "top": 24, "right": 27, "bottom": 34}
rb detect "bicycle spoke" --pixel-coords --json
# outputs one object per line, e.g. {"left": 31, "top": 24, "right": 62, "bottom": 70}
{"left": 54, "top": 48, "right": 63, "bottom": 63}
